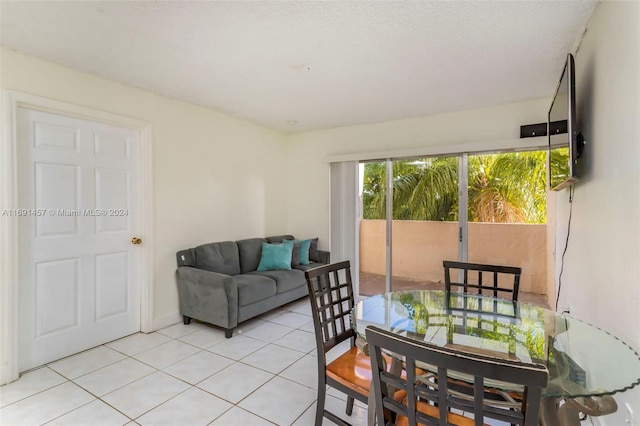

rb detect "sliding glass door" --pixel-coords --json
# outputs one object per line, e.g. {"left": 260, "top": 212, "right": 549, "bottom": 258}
{"left": 466, "top": 150, "right": 549, "bottom": 303}
{"left": 359, "top": 156, "right": 460, "bottom": 296}
{"left": 390, "top": 157, "right": 459, "bottom": 292}
{"left": 358, "top": 161, "right": 387, "bottom": 296}
{"left": 357, "top": 149, "right": 549, "bottom": 301}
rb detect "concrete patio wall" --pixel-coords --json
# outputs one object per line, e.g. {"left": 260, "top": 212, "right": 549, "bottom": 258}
{"left": 359, "top": 220, "right": 547, "bottom": 294}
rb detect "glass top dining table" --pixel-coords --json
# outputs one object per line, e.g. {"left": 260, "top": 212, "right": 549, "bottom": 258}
{"left": 352, "top": 290, "right": 640, "bottom": 400}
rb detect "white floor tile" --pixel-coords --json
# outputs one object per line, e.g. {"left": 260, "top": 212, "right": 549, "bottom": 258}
{"left": 46, "top": 399, "right": 130, "bottom": 425}
{"left": 241, "top": 344, "right": 305, "bottom": 374}
{"left": 293, "top": 393, "right": 368, "bottom": 426}
{"left": 177, "top": 327, "right": 227, "bottom": 349}
{"left": 162, "top": 351, "right": 234, "bottom": 385}
{"left": 298, "top": 320, "right": 316, "bottom": 333}
{"left": 238, "top": 376, "right": 316, "bottom": 425}
{"left": 234, "top": 318, "right": 268, "bottom": 335}
{"left": 101, "top": 371, "right": 190, "bottom": 419}
{"left": 0, "top": 382, "right": 94, "bottom": 425}
{"left": 0, "top": 311, "right": 369, "bottom": 426}
{"left": 136, "top": 387, "right": 232, "bottom": 426}
{"left": 106, "top": 333, "right": 172, "bottom": 356}
{"left": 264, "top": 311, "right": 311, "bottom": 328}
{"left": 209, "top": 406, "right": 275, "bottom": 425}
{"left": 259, "top": 308, "right": 287, "bottom": 322}
{"left": 156, "top": 322, "right": 205, "bottom": 339}
{"left": 197, "top": 363, "right": 273, "bottom": 404}
{"left": 284, "top": 298, "right": 312, "bottom": 316}
{"left": 48, "top": 346, "right": 126, "bottom": 379}
{"left": 273, "top": 329, "right": 316, "bottom": 353}
{"left": 73, "top": 358, "right": 155, "bottom": 397}
{"left": 240, "top": 321, "right": 295, "bottom": 342}
{"left": 0, "top": 367, "right": 66, "bottom": 408}
{"left": 207, "top": 335, "right": 267, "bottom": 360}
{"left": 279, "top": 355, "right": 319, "bottom": 389}
{"left": 132, "top": 340, "right": 200, "bottom": 369}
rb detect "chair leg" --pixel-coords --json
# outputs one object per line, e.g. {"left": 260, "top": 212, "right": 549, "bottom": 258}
{"left": 315, "top": 387, "right": 326, "bottom": 426}
{"left": 183, "top": 315, "right": 191, "bottom": 325}
{"left": 225, "top": 328, "right": 233, "bottom": 338}
{"left": 346, "top": 396, "right": 354, "bottom": 415}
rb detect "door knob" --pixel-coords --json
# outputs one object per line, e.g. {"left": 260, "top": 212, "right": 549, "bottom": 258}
{"left": 131, "top": 237, "right": 142, "bottom": 245}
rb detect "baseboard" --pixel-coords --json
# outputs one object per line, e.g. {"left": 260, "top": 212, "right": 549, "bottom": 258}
{"left": 151, "top": 311, "right": 182, "bottom": 332}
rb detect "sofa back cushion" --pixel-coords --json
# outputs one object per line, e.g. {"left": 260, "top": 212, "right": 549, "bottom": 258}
{"left": 176, "top": 248, "right": 196, "bottom": 267}
{"left": 194, "top": 241, "right": 241, "bottom": 276}
{"left": 266, "top": 234, "right": 295, "bottom": 244}
{"left": 236, "top": 238, "right": 268, "bottom": 273}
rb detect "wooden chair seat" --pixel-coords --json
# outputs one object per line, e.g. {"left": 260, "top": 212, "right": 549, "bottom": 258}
{"left": 395, "top": 400, "right": 478, "bottom": 426}
{"left": 392, "top": 390, "right": 478, "bottom": 426}
{"left": 326, "top": 346, "right": 373, "bottom": 398}
{"left": 327, "top": 346, "right": 400, "bottom": 398}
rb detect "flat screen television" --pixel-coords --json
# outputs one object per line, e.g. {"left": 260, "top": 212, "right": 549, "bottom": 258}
{"left": 548, "top": 53, "right": 582, "bottom": 191}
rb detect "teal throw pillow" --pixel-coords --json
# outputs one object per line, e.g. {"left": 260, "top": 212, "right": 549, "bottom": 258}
{"left": 257, "top": 242, "right": 293, "bottom": 271}
{"left": 284, "top": 238, "right": 312, "bottom": 265}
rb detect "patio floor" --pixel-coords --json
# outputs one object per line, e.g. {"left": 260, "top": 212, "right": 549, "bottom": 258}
{"left": 358, "top": 272, "right": 551, "bottom": 308}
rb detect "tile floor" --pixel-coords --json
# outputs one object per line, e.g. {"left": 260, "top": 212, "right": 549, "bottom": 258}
{"left": 0, "top": 297, "right": 371, "bottom": 426}
{"left": 1, "top": 295, "right": 518, "bottom": 426}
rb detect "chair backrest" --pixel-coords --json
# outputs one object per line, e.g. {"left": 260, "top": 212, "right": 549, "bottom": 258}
{"left": 304, "top": 261, "right": 357, "bottom": 357}
{"left": 366, "top": 325, "right": 548, "bottom": 426}
{"left": 443, "top": 260, "right": 522, "bottom": 302}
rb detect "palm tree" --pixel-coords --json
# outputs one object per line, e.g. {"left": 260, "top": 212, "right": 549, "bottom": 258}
{"left": 362, "top": 157, "right": 459, "bottom": 221}
{"left": 362, "top": 151, "right": 549, "bottom": 224}
{"left": 467, "top": 151, "right": 547, "bottom": 223}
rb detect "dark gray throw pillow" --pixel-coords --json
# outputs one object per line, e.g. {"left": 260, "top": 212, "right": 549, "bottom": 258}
{"left": 291, "top": 243, "right": 301, "bottom": 268}
{"left": 309, "top": 238, "right": 320, "bottom": 263}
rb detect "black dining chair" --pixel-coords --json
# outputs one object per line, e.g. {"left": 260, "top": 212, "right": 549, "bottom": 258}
{"left": 365, "top": 325, "right": 548, "bottom": 426}
{"left": 443, "top": 260, "right": 522, "bottom": 302}
{"left": 304, "top": 260, "right": 374, "bottom": 426}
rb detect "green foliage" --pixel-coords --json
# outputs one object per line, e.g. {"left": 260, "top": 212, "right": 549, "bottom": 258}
{"left": 362, "top": 151, "right": 549, "bottom": 224}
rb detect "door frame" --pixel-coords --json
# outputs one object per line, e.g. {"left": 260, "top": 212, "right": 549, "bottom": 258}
{"left": 0, "top": 90, "right": 154, "bottom": 384}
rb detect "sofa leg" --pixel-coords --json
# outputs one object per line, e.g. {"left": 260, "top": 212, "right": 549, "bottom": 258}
{"left": 225, "top": 328, "right": 233, "bottom": 338}
{"left": 183, "top": 315, "right": 191, "bottom": 325}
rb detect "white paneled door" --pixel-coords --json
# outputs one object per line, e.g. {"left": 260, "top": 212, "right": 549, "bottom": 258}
{"left": 16, "top": 108, "right": 142, "bottom": 372}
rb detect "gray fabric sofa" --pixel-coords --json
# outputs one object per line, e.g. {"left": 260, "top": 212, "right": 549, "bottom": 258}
{"left": 175, "top": 234, "right": 329, "bottom": 338}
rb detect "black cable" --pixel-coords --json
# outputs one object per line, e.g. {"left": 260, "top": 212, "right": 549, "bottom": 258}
{"left": 555, "top": 185, "right": 575, "bottom": 312}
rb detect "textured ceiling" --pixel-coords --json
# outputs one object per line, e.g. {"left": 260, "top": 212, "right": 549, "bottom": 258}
{"left": 0, "top": 1, "right": 598, "bottom": 133}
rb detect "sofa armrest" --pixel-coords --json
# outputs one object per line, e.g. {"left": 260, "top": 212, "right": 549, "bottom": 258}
{"left": 318, "top": 250, "right": 330, "bottom": 264}
{"left": 175, "top": 266, "right": 238, "bottom": 329}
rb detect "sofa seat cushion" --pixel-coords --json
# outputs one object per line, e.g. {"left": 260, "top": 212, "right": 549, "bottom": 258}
{"left": 194, "top": 241, "right": 240, "bottom": 276}
{"left": 234, "top": 274, "right": 277, "bottom": 306}
{"left": 250, "top": 269, "right": 305, "bottom": 294}
{"left": 294, "top": 262, "right": 324, "bottom": 272}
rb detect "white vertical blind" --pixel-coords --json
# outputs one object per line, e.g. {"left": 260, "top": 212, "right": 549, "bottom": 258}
{"left": 330, "top": 161, "right": 359, "bottom": 289}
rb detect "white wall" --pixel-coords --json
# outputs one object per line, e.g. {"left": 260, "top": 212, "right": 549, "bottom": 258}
{"left": 1, "top": 48, "right": 289, "bottom": 328}
{"left": 286, "top": 98, "right": 551, "bottom": 250}
{"left": 555, "top": 2, "right": 640, "bottom": 424}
